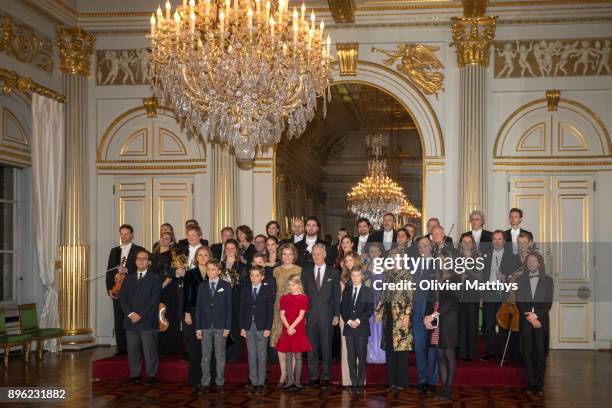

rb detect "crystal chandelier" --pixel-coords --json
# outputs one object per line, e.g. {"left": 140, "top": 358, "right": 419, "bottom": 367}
{"left": 400, "top": 197, "right": 421, "bottom": 218}
{"left": 148, "top": 0, "right": 333, "bottom": 160}
{"left": 347, "top": 133, "right": 405, "bottom": 230}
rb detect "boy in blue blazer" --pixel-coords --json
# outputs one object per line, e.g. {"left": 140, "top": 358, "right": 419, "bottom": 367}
{"left": 195, "top": 260, "right": 232, "bottom": 393}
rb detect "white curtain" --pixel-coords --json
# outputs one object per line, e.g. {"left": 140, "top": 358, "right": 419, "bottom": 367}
{"left": 31, "top": 94, "right": 65, "bottom": 351}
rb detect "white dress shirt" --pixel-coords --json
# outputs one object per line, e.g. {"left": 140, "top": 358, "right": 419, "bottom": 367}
{"left": 383, "top": 229, "right": 394, "bottom": 250}
{"left": 137, "top": 269, "right": 148, "bottom": 281}
{"left": 358, "top": 234, "right": 369, "bottom": 254}
{"left": 489, "top": 248, "right": 504, "bottom": 282}
{"left": 510, "top": 227, "right": 521, "bottom": 243}
{"left": 120, "top": 242, "right": 133, "bottom": 260}
{"left": 305, "top": 236, "right": 317, "bottom": 253}
{"left": 472, "top": 229, "right": 483, "bottom": 245}
{"left": 188, "top": 244, "right": 202, "bottom": 268}
{"left": 350, "top": 284, "right": 362, "bottom": 325}
{"left": 293, "top": 234, "right": 304, "bottom": 244}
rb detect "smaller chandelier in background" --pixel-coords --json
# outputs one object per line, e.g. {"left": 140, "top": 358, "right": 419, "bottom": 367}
{"left": 148, "top": 0, "right": 333, "bottom": 160}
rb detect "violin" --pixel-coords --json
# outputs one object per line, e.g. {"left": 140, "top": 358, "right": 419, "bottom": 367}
{"left": 110, "top": 256, "right": 128, "bottom": 298}
{"left": 158, "top": 303, "right": 169, "bottom": 332}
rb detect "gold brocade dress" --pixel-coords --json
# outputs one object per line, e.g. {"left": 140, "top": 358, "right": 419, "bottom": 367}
{"left": 270, "top": 264, "right": 302, "bottom": 347}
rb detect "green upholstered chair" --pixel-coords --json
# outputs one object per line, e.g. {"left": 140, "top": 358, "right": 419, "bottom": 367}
{"left": 0, "top": 307, "right": 32, "bottom": 368}
{"left": 18, "top": 303, "right": 63, "bottom": 360}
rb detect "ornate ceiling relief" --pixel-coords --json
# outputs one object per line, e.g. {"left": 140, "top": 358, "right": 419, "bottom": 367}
{"left": 372, "top": 44, "right": 445, "bottom": 96}
{"left": 0, "top": 11, "right": 53, "bottom": 72}
{"left": 450, "top": 16, "right": 497, "bottom": 68}
{"left": 494, "top": 38, "right": 611, "bottom": 78}
{"left": 96, "top": 49, "right": 151, "bottom": 86}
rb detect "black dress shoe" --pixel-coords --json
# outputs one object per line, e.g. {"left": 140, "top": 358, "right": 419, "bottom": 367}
{"left": 417, "top": 383, "right": 427, "bottom": 393}
{"left": 114, "top": 350, "right": 127, "bottom": 357}
{"left": 123, "top": 377, "right": 140, "bottom": 385}
{"left": 282, "top": 384, "right": 297, "bottom": 391}
{"left": 320, "top": 380, "right": 330, "bottom": 387}
{"left": 307, "top": 379, "right": 319, "bottom": 387}
{"left": 216, "top": 385, "right": 224, "bottom": 394}
{"left": 201, "top": 385, "right": 210, "bottom": 394}
{"left": 426, "top": 384, "right": 437, "bottom": 393}
{"left": 481, "top": 354, "right": 495, "bottom": 361}
{"left": 145, "top": 377, "right": 156, "bottom": 386}
{"left": 294, "top": 384, "right": 303, "bottom": 391}
{"left": 191, "top": 385, "right": 201, "bottom": 394}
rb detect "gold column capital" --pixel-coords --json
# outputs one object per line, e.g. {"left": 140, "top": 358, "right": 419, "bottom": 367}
{"left": 546, "top": 90, "right": 561, "bottom": 111}
{"left": 336, "top": 43, "right": 359, "bottom": 76}
{"left": 328, "top": 0, "right": 356, "bottom": 24}
{"left": 56, "top": 27, "right": 96, "bottom": 76}
{"left": 450, "top": 16, "right": 497, "bottom": 68}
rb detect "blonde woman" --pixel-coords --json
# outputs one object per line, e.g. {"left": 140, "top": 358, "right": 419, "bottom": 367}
{"left": 339, "top": 251, "right": 364, "bottom": 387}
{"left": 270, "top": 243, "right": 302, "bottom": 386}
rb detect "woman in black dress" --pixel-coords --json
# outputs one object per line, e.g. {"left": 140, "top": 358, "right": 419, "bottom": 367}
{"left": 457, "top": 235, "right": 481, "bottom": 360}
{"left": 236, "top": 225, "right": 256, "bottom": 267}
{"left": 151, "top": 231, "right": 181, "bottom": 354}
{"left": 424, "top": 249, "right": 460, "bottom": 401}
{"left": 264, "top": 236, "right": 281, "bottom": 278}
{"left": 183, "top": 246, "right": 213, "bottom": 392}
{"left": 221, "top": 239, "right": 247, "bottom": 361}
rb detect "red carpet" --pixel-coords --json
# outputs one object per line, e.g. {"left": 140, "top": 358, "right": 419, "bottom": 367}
{"left": 92, "top": 353, "right": 525, "bottom": 387}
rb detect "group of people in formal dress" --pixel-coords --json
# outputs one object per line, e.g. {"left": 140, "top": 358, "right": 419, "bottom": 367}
{"left": 108, "top": 207, "right": 553, "bottom": 399}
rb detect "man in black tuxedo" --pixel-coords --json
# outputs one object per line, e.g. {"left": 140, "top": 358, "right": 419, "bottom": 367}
{"left": 340, "top": 266, "right": 373, "bottom": 394}
{"left": 210, "top": 227, "right": 235, "bottom": 261}
{"left": 120, "top": 249, "right": 162, "bottom": 385}
{"left": 480, "top": 230, "right": 521, "bottom": 360}
{"left": 352, "top": 217, "right": 371, "bottom": 258}
{"left": 177, "top": 219, "right": 209, "bottom": 248}
{"left": 195, "top": 260, "right": 232, "bottom": 393}
{"left": 106, "top": 224, "right": 144, "bottom": 356}
{"left": 505, "top": 208, "right": 533, "bottom": 252}
{"left": 295, "top": 216, "right": 328, "bottom": 268}
{"left": 431, "top": 226, "right": 456, "bottom": 258}
{"left": 281, "top": 218, "right": 305, "bottom": 245}
{"left": 418, "top": 217, "right": 453, "bottom": 245}
{"left": 460, "top": 210, "right": 493, "bottom": 251}
{"left": 240, "top": 265, "right": 274, "bottom": 391}
{"left": 301, "top": 244, "right": 340, "bottom": 387}
{"left": 517, "top": 252, "right": 553, "bottom": 394}
{"left": 367, "top": 213, "right": 397, "bottom": 254}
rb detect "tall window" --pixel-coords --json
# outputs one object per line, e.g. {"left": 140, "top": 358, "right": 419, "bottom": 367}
{"left": 0, "top": 165, "right": 15, "bottom": 302}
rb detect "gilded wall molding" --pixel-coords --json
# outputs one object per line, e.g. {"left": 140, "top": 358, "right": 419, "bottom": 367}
{"left": 450, "top": 16, "right": 497, "bottom": 68}
{"left": 143, "top": 97, "right": 158, "bottom": 118}
{"left": 336, "top": 43, "right": 359, "bottom": 76}
{"left": 0, "top": 11, "right": 53, "bottom": 73}
{"left": 372, "top": 44, "right": 445, "bottom": 96}
{"left": 328, "top": 0, "right": 356, "bottom": 23}
{"left": 0, "top": 67, "right": 66, "bottom": 103}
{"left": 56, "top": 27, "right": 96, "bottom": 76}
{"left": 494, "top": 38, "right": 611, "bottom": 78}
{"left": 547, "top": 90, "right": 561, "bottom": 111}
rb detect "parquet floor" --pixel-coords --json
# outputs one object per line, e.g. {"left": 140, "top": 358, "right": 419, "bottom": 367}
{"left": 1, "top": 346, "right": 611, "bottom": 407}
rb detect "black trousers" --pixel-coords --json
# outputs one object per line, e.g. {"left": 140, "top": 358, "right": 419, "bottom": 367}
{"left": 306, "top": 316, "right": 333, "bottom": 381}
{"left": 183, "top": 322, "right": 202, "bottom": 386}
{"left": 482, "top": 300, "right": 500, "bottom": 356}
{"left": 346, "top": 335, "right": 368, "bottom": 386}
{"left": 521, "top": 321, "right": 547, "bottom": 390}
{"left": 384, "top": 305, "right": 408, "bottom": 388}
{"left": 113, "top": 299, "right": 127, "bottom": 353}
{"left": 458, "top": 301, "right": 480, "bottom": 360}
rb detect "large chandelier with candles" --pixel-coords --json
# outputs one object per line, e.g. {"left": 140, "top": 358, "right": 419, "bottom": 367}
{"left": 347, "top": 133, "right": 406, "bottom": 230}
{"left": 148, "top": 0, "right": 333, "bottom": 161}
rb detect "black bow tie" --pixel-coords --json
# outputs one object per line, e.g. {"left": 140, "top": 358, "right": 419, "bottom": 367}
{"left": 529, "top": 273, "right": 539, "bottom": 279}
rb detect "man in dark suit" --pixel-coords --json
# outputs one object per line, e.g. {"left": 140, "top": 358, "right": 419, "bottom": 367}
{"left": 177, "top": 219, "right": 209, "bottom": 248}
{"left": 120, "top": 249, "right": 162, "bottom": 385}
{"left": 240, "top": 265, "right": 274, "bottom": 392}
{"left": 431, "top": 226, "right": 456, "bottom": 258}
{"left": 301, "top": 243, "right": 340, "bottom": 387}
{"left": 106, "top": 224, "right": 144, "bottom": 356}
{"left": 417, "top": 217, "right": 453, "bottom": 245}
{"left": 480, "top": 230, "right": 521, "bottom": 360}
{"left": 340, "top": 266, "right": 373, "bottom": 394}
{"left": 460, "top": 210, "right": 493, "bottom": 251}
{"left": 352, "top": 217, "right": 371, "bottom": 258}
{"left": 210, "top": 227, "right": 235, "bottom": 261}
{"left": 195, "top": 260, "right": 232, "bottom": 393}
{"left": 295, "top": 216, "right": 328, "bottom": 268}
{"left": 517, "top": 252, "right": 553, "bottom": 394}
{"left": 367, "top": 213, "right": 397, "bottom": 254}
{"left": 505, "top": 208, "right": 533, "bottom": 252}
{"left": 280, "top": 218, "right": 305, "bottom": 245}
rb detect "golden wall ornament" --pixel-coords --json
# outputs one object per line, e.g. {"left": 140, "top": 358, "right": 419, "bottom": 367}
{"left": 546, "top": 90, "right": 561, "bottom": 111}
{"left": 0, "top": 11, "right": 53, "bottom": 73}
{"left": 372, "top": 44, "right": 445, "bottom": 96}
{"left": 56, "top": 27, "right": 95, "bottom": 76}
{"left": 0, "top": 67, "right": 66, "bottom": 102}
{"left": 494, "top": 38, "right": 611, "bottom": 78}
{"left": 328, "top": 0, "right": 356, "bottom": 23}
{"left": 336, "top": 43, "right": 359, "bottom": 76}
{"left": 450, "top": 16, "right": 497, "bottom": 68}
{"left": 143, "top": 96, "right": 158, "bottom": 118}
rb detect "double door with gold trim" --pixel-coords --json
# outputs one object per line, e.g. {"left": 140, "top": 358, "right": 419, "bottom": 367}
{"left": 509, "top": 175, "right": 595, "bottom": 349}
